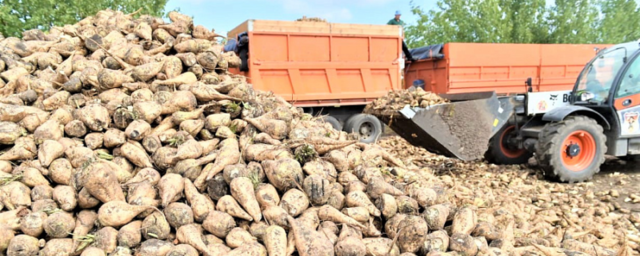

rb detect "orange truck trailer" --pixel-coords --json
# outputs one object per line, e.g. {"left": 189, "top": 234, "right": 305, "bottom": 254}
{"left": 405, "top": 42, "right": 612, "bottom": 94}
{"left": 225, "top": 19, "right": 612, "bottom": 142}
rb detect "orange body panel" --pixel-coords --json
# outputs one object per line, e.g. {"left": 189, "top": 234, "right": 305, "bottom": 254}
{"left": 614, "top": 94, "right": 640, "bottom": 110}
{"left": 405, "top": 43, "right": 613, "bottom": 94}
{"left": 227, "top": 20, "right": 404, "bottom": 107}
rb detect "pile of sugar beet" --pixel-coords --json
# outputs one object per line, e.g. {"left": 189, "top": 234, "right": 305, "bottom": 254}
{"left": 364, "top": 87, "right": 450, "bottom": 115}
{"left": 0, "top": 8, "right": 441, "bottom": 256}
{"left": 379, "top": 136, "right": 640, "bottom": 256}
{"left": 0, "top": 9, "right": 633, "bottom": 256}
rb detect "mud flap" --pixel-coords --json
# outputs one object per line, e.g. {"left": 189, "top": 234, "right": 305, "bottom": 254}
{"left": 374, "top": 92, "right": 514, "bottom": 161}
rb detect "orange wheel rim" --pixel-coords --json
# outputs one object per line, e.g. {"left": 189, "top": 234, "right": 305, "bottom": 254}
{"left": 561, "top": 130, "right": 596, "bottom": 172}
{"left": 499, "top": 125, "right": 526, "bottom": 158}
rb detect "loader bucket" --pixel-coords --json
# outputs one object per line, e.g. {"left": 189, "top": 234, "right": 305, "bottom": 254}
{"left": 372, "top": 91, "right": 514, "bottom": 161}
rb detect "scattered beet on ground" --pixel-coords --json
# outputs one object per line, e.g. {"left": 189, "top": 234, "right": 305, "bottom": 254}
{"left": 379, "top": 136, "right": 640, "bottom": 255}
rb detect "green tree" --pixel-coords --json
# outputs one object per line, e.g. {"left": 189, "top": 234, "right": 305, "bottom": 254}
{"left": 545, "top": 0, "right": 600, "bottom": 44}
{"left": 403, "top": 1, "right": 440, "bottom": 48}
{"left": 406, "top": 0, "right": 640, "bottom": 46}
{"left": 596, "top": 0, "right": 640, "bottom": 43}
{"left": 501, "top": 0, "right": 548, "bottom": 43}
{"left": 405, "top": 0, "right": 550, "bottom": 47}
{"left": 405, "top": 0, "right": 497, "bottom": 47}
{"left": 0, "top": 0, "right": 169, "bottom": 38}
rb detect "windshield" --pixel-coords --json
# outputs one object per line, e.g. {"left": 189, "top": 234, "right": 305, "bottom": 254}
{"left": 575, "top": 48, "right": 627, "bottom": 102}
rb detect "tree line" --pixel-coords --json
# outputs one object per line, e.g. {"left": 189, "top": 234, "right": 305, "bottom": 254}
{"left": 0, "top": 0, "right": 168, "bottom": 38}
{"left": 2, "top": 0, "right": 636, "bottom": 48}
{"left": 405, "top": 0, "right": 640, "bottom": 48}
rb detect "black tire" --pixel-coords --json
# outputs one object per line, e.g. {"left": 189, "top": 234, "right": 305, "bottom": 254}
{"left": 344, "top": 114, "right": 382, "bottom": 144}
{"left": 321, "top": 116, "right": 342, "bottom": 131}
{"left": 535, "top": 116, "right": 606, "bottom": 183}
{"left": 303, "top": 108, "right": 314, "bottom": 115}
{"left": 485, "top": 124, "right": 533, "bottom": 165}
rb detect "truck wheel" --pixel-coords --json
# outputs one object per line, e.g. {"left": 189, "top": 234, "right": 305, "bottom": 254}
{"left": 321, "top": 116, "right": 342, "bottom": 131}
{"left": 344, "top": 114, "right": 382, "bottom": 144}
{"left": 535, "top": 116, "right": 606, "bottom": 183}
{"left": 303, "top": 108, "right": 314, "bottom": 115}
{"left": 485, "top": 124, "right": 532, "bottom": 165}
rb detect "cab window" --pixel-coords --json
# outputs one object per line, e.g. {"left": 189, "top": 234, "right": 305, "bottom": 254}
{"left": 616, "top": 55, "right": 640, "bottom": 98}
{"left": 576, "top": 48, "right": 626, "bottom": 103}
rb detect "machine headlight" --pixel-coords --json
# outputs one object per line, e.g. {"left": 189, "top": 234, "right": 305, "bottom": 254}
{"left": 580, "top": 92, "right": 595, "bottom": 101}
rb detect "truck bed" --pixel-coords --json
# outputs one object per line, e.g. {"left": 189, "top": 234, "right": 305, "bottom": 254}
{"left": 406, "top": 43, "right": 613, "bottom": 94}
{"left": 227, "top": 19, "right": 404, "bottom": 108}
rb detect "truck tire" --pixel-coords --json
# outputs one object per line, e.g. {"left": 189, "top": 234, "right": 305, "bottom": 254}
{"left": 321, "top": 116, "right": 342, "bottom": 131}
{"left": 535, "top": 116, "right": 606, "bottom": 183}
{"left": 485, "top": 124, "right": 532, "bottom": 165}
{"left": 344, "top": 114, "right": 382, "bottom": 144}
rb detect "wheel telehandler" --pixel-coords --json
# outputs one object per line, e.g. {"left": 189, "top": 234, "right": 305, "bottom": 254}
{"left": 374, "top": 40, "right": 640, "bottom": 183}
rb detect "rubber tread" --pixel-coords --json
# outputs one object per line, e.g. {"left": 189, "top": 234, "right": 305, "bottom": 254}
{"left": 535, "top": 116, "right": 607, "bottom": 183}
{"left": 485, "top": 124, "right": 533, "bottom": 165}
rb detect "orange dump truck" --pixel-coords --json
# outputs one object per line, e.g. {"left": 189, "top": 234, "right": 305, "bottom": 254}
{"left": 405, "top": 42, "right": 612, "bottom": 94}
{"left": 225, "top": 19, "right": 612, "bottom": 142}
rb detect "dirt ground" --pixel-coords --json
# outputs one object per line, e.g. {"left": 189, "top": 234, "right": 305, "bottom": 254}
{"left": 524, "top": 155, "right": 640, "bottom": 211}
{"left": 570, "top": 157, "right": 640, "bottom": 212}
